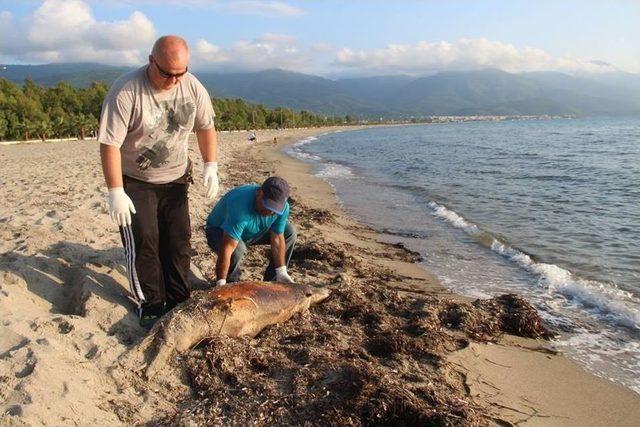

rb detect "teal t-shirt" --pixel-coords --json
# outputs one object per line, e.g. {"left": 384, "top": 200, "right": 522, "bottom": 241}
{"left": 205, "top": 184, "right": 290, "bottom": 241}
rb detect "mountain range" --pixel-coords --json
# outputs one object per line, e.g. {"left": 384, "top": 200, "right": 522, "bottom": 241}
{"left": 2, "top": 63, "right": 640, "bottom": 117}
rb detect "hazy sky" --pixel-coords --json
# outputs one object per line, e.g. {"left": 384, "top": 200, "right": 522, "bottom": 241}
{"left": 1, "top": 0, "right": 639, "bottom": 76}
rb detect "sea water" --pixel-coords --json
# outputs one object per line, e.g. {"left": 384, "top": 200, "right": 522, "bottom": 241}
{"left": 286, "top": 118, "right": 640, "bottom": 394}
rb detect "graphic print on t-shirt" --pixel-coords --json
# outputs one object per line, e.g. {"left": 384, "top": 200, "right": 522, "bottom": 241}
{"left": 136, "top": 99, "right": 195, "bottom": 171}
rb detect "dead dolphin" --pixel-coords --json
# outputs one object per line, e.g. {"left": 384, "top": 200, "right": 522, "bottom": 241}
{"left": 124, "top": 281, "right": 330, "bottom": 378}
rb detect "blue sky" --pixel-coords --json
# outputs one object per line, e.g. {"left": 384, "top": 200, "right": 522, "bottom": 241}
{"left": 1, "top": 0, "right": 639, "bottom": 76}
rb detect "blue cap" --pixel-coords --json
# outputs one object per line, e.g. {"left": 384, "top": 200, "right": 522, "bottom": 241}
{"left": 261, "top": 176, "right": 290, "bottom": 215}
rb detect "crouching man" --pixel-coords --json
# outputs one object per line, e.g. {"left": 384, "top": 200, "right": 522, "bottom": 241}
{"left": 205, "top": 177, "right": 296, "bottom": 286}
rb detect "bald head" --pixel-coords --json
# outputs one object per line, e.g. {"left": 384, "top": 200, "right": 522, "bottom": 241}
{"left": 151, "top": 35, "right": 189, "bottom": 65}
{"left": 147, "top": 35, "right": 190, "bottom": 91}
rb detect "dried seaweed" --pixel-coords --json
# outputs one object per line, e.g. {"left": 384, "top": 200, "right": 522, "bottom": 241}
{"left": 149, "top": 275, "right": 551, "bottom": 426}
{"left": 296, "top": 206, "right": 336, "bottom": 225}
{"left": 290, "top": 239, "right": 349, "bottom": 270}
{"left": 439, "top": 294, "right": 552, "bottom": 341}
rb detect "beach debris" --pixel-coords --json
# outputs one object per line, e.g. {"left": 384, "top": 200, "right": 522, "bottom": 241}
{"left": 127, "top": 218, "right": 553, "bottom": 426}
{"left": 153, "top": 278, "right": 487, "bottom": 426}
{"left": 439, "top": 294, "right": 553, "bottom": 340}
{"left": 300, "top": 207, "right": 336, "bottom": 225}
{"left": 290, "top": 239, "right": 348, "bottom": 270}
{"left": 180, "top": 347, "right": 477, "bottom": 426}
{"left": 290, "top": 203, "right": 337, "bottom": 228}
{"left": 121, "top": 281, "right": 330, "bottom": 378}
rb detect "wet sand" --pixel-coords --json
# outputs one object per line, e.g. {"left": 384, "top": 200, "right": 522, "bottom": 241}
{"left": 0, "top": 128, "right": 638, "bottom": 426}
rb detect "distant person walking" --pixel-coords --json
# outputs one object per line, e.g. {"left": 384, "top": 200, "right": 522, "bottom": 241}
{"left": 98, "top": 35, "right": 219, "bottom": 328}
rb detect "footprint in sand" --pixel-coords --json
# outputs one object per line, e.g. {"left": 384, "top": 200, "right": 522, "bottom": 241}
{"left": 0, "top": 330, "right": 30, "bottom": 358}
{"left": 84, "top": 345, "right": 99, "bottom": 360}
{"left": 14, "top": 348, "right": 37, "bottom": 379}
{"left": 52, "top": 318, "right": 74, "bottom": 335}
{"left": 4, "top": 405, "right": 22, "bottom": 417}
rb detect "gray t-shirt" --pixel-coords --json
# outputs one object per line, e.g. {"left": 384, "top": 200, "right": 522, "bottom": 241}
{"left": 98, "top": 66, "right": 215, "bottom": 184}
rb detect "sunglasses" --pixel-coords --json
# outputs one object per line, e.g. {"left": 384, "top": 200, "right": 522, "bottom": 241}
{"left": 151, "top": 57, "right": 188, "bottom": 79}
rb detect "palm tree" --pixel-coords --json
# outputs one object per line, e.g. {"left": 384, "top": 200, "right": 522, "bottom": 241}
{"left": 18, "top": 119, "right": 38, "bottom": 141}
{"left": 51, "top": 115, "right": 66, "bottom": 138}
{"left": 73, "top": 113, "right": 98, "bottom": 140}
{"left": 35, "top": 117, "right": 52, "bottom": 142}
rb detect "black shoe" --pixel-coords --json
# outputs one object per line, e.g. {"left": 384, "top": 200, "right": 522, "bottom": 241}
{"left": 138, "top": 303, "right": 165, "bottom": 330}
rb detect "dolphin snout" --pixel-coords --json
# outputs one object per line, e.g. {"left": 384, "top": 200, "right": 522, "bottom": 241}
{"left": 305, "top": 286, "right": 331, "bottom": 304}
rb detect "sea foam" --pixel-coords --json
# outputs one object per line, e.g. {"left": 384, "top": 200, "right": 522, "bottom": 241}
{"left": 293, "top": 136, "right": 318, "bottom": 147}
{"left": 286, "top": 136, "right": 321, "bottom": 161}
{"left": 317, "top": 163, "right": 353, "bottom": 178}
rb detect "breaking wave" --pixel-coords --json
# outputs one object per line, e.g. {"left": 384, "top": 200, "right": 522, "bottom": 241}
{"left": 428, "top": 201, "right": 640, "bottom": 331}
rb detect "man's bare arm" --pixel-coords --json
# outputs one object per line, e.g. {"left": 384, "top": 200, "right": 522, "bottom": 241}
{"left": 216, "top": 232, "right": 239, "bottom": 280}
{"left": 100, "top": 144, "right": 123, "bottom": 188}
{"left": 270, "top": 232, "right": 286, "bottom": 268}
{"left": 196, "top": 128, "right": 217, "bottom": 162}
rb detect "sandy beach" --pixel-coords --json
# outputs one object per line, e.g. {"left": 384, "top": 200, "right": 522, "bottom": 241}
{"left": 1, "top": 127, "right": 639, "bottom": 426}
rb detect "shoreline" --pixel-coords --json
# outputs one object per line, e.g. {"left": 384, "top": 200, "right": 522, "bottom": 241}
{"left": 255, "top": 130, "right": 445, "bottom": 295}
{"left": 257, "top": 129, "right": 640, "bottom": 425}
{"left": 0, "top": 127, "right": 638, "bottom": 426}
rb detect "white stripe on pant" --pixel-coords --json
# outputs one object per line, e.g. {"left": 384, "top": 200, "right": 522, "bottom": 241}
{"left": 121, "top": 224, "right": 145, "bottom": 306}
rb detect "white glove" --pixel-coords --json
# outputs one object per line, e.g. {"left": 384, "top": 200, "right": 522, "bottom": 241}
{"left": 275, "top": 266, "right": 295, "bottom": 284}
{"left": 203, "top": 162, "right": 219, "bottom": 199}
{"left": 108, "top": 187, "right": 136, "bottom": 227}
{"left": 216, "top": 279, "right": 227, "bottom": 287}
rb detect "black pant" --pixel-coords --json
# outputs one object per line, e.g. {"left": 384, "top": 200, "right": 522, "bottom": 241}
{"left": 205, "top": 222, "right": 296, "bottom": 282}
{"left": 119, "top": 175, "right": 191, "bottom": 308}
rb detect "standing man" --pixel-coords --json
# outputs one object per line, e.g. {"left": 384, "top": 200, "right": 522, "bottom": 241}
{"left": 205, "top": 177, "right": 296, "bottom": 286}
{"left": 98, "top": 35, "right": 219, "bottom": 328}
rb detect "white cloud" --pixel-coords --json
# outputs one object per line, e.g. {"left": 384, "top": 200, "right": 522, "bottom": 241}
{"left": 0, "top": 1, "right": 306, "bottom": 70}
{"left": 0, "top": 2, "right": 625, "bottom": 76}
{"left": 333, "top": 38, "right": 619, "bottom": 75}
{"left": 195, "top": 40, "right": 223, "bottom": 56}
{"left": 193, "top": 33, "right": 312, "bottom": 72}
{"left": 0, "top": 0, "right": 156, "bottom": 65}
{"left": 98, "top": 0, "right": 304, "bottom": 17}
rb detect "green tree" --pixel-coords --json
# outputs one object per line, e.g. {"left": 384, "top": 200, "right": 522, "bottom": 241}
{"left": 0, "top": 111, "right": 8, "bottom": 140}
{"left": 34, "top": 116, "right": 52, "bottom": 141}
{"left": 72, "top": 113, "right": 98, "bottom": 140}
{"left": 23, "top": 78, "right": 44, "bottom": 104}
{"left": 0, "top": 77, "right": 349, "bottom": 141}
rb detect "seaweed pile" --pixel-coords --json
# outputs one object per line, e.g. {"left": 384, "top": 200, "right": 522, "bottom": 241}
{"left": 152, "top": 239, "right": 551, "bottom": 426}
{"left": 439, "top": 294, "right": 553, "bottom": 341}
